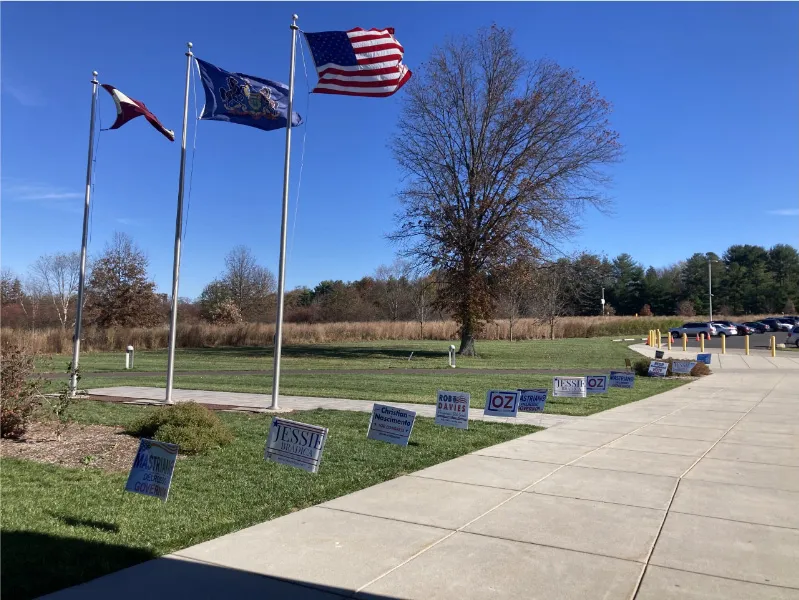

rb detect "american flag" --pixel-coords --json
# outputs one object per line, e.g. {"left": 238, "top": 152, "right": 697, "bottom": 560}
{"left": 303, "top": 27, "right": 412, "bottom": 97}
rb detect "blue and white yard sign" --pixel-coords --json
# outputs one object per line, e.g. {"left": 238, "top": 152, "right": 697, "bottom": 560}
{"left": 609, "top": 371, "right": 635, "bottom": 389}
{"left": 367, "top": 404, "right": 416, "bottom": 446}
{"left": 586, "top": 375, "right": 609, "bottom": 395}
{"left": 517, "top": 389, "right": 548, "bottom": 413}
{"left": 435, "top": 390, "right": 470, "bottom": 429}
{"left": 697, "top": 354, "right": 712, "bottom": 365}
{"left": 264, "top": 418, "right": 329, "bottom": 473}
{"left": 125, "top": 438, "right": 179, "bottom": 502}
{"left": 484, "top": 390, "right": 521, "bottom": 417}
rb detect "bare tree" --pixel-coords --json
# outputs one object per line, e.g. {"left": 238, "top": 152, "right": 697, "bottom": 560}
{"left": 20, "top": 277, "right": 45, "bottom": 331}
{"left": 410, "top": 274, "right": 437, "bottom": 338}
{"left": 390, "top": 26, "right": 621, "bottom": 355}
{"left": 200, "top": 246, "right": 277, "bottom": 322}
{"left": 30, "top": 252, "right": 81, "bottom": 329}
{"left": 374, "top": 259, "right": 412, "bottom": 322}
{"left": 495, "top": 260, "right": 534, "bottom": 341}
{"left": 529, "top": 260, "right": 585, "bottom": 340}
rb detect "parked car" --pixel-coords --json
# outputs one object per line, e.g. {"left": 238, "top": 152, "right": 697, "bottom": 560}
{"left": 669, "top": 322, "right": 716, "bottom": 339}
{"left": 712, "top": 320, "right": 740, "bottom": 334}
{"left": 744, "top": 321, "right": 770, "bottom": 333}
{"left": 733, "top": 323, "right": 755, "bottom": 335}
{"left": 762, "top": 318, "right": 794, "bottom": 332}
{"left": 779, "top": 316, "right": 799, "bottom": 326}
{"left": 786, "top": 325, "right": 799, "bottom": 348}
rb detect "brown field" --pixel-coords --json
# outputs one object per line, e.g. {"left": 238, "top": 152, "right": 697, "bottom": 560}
{"left": 3, "top": 314, "right": 774, "bottom": 354}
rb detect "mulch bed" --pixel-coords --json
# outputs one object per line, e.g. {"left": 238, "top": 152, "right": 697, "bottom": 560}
{"left": 0, "top": 422, "right": 141, "bottom": 473}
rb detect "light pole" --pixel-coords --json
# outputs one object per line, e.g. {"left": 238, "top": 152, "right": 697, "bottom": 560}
{"left": 707, "top": 258, "right": 719, "bottom": 323}
{"left": 601, "top": 287, "right": 605, "bottom": 316}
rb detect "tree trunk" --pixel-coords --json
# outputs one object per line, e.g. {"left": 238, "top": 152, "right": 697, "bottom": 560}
{"left": 549, "top": 317, "right": 556, "bottom": 340}
{"left": 458, "top": 328, "right": 476, "bottom": 356}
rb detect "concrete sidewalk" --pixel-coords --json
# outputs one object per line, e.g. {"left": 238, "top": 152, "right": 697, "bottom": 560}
{"left": 51, "top": 371, "right": 799, "bottom": 599}
{"left": 87, "top": 386, "right": 581, "bottom": 428}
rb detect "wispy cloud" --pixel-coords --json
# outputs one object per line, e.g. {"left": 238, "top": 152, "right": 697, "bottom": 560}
{"left": 115, "top": 217, "right": 146, "bottom": 226}
{"left": 1, "top": 81, "right": 46, "bottom": 107}
{"left": 3, "top": 182, "right": 82, "bottom": 202}
{"left": 767, "top": 208, "right": 799, "bottom": 217}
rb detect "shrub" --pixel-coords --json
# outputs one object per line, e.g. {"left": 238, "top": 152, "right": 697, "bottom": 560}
{"left": 677, "top": 300, "right": 696, "bottom": 317}
{"left": 632, "top": 359, "right": 651, "bottom": 377}
{"left": 127, "top": 402, "right": 233, "bottom": 455}
{"left": 784, "top": 299, "right": 797, "bottom": 314}
{"left": 1, "top": 344, "right": 41, "bottom": 439}
{"left": 690, "top": 361, "right": 711, "bottom": 377}
{"left": 639, "top": 304, "right": 653, "bottom": 317}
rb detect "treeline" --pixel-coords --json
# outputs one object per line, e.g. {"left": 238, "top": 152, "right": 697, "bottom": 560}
{"left": 3, "top": 237, "right": 798, "bottom": 335}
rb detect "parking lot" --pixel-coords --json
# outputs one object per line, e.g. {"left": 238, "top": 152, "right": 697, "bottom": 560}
{"left": 663, "top": 332, "right": 796, "bottom": 350}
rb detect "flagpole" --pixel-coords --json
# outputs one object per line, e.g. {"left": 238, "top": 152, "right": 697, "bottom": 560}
{"left": 69, "top": 71, "right": 99, "bottom": 397}
{"left": 271, "top": 14, "right": 299, "bottom": 410}
{"left": 165, "top": 42, "right": 194, "bottom": 404}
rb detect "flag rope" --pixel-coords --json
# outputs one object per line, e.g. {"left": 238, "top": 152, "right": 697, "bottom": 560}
{"left": 288, "top": 34, "right": 312, "bottom": 267}
{"left": 182, "top": 58, "right": 201, "bottom": 243}
{"left": 88, "top": 92, "right": 102, "bottom": 246}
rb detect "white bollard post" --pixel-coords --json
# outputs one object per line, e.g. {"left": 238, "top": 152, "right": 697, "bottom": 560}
{"left": 126, "top": 345, "right": 134, "bottom": 369}
{"left": 449, "top": 344, "right": 456, "bottom": 368}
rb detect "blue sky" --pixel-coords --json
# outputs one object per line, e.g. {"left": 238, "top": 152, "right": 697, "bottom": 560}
{"left": 2, "top": 2, "right": 797, "bottom": 299}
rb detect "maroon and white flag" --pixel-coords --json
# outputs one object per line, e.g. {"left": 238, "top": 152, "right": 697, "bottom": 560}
{"left": 101, "top": 84, "right": 175, "bottom": 141}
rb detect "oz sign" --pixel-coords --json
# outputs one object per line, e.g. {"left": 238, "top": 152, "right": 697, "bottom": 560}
{"left": 483, "top": 390, "right": 520, "bottom": 418}
{"left": 586, "top": 375, "right": 609, "bottom": 395}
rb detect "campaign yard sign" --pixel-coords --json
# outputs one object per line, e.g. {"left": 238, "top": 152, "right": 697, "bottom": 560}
{"left": 367, "top": 404, "right": 416, "bottom": 446}
{"left": 697, "top": 353, "right": 712, "bottom": 365}
{"left": 671, "top": 360, "right": 697, "bottom": 375}
{"left": 484, "top": 390, "right": 521, "bottom": 417}
{"left": 264, "top": 418, "right": 328, "bottom": 473}
{"left": 609, "top": 371, "right": 635, "bottom": 389}
{"left": 125, "top": 439, "right": 178, "bottom": 502}
{"left": 586, "top": 375, "right": 609, "bottom": 395}
{"left": 435, "top": 390, "right": 470, "bottom": 429}
{"left": 518, "top": 389, "right": 548, "bottom": 413}
{"left": 553, "top": 377, "right": 586, "bottom": 398}
{"left": 648, "top": 360, "right": 669, "bottom": 377}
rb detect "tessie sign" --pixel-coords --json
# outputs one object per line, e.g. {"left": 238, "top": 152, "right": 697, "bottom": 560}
{"left": 264, "top": 418, "right": 329, "bottom": 474}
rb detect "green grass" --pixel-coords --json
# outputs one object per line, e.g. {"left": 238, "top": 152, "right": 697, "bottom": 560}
{"left": 1, "top": 401, "right": 538, "bottom": 600}
{"left": 37, "top": 338, "right": 645, "bottom": 373}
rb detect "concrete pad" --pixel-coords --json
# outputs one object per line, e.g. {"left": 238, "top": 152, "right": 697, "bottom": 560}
{"left": 650, "top": 512, "right": 799, "bottom": 588}
{"left": 41, "top": 555, "right": 348, "bottom": 600}
{"left": 464, "top": 492, "right": 663, "bottom": 562}
{"left": 742, "top": 412, "right": 799, "bottom": 425}
{"left": 529, "top": 465, "right": 677, "bottom": 510}
{"left": 474, "top": 439, "right": 594, "bottom": 464}
{"left": 668, "top": 409, "right": 744, "bottom": 426}
{"left": 655, "top": 415, "right": 733, "bottom": 430}
{"left": 690, "top": 401, "right": 758, "bottom": 413}
{"left": 684, "top": 458, "right": 799, "bottom": 492}
{"left": 609, "top": 434, "right": 714, "bottom": 457}
{"left": 671, "top": 479, "right": 799, "bottom": 529}
{"left": 634, "top": 423, "right": 725, "bottom": 442}
{"left": 321, "top": 476, "right": 513, "bottom": 530}
{"left": 591, "top": 412, "right": 666, "bottom": 424}
{"left": 173, "top": 507, "right": 446, "bottom": 592}
{"left": 706, "top": 441, "right": 799, "bottom": 467}
{"left": 637, "top": 565, "right": 799, "bottom": 599}
{"left": 358, "top": 532, "right": 641, "bottom": 600}
{"left": 412, "top": 454, "right": 559, "bottom": 490}
{"left": 572, "top": 447, "right": 698, "bottom": 477}
{"left": 748, "top": 405, "right": 799, "bottom": 417}
{"left": 723, "top": 429, "right": 798, "bottom": 449}
{"left": 523, "top": 428, "right": 622, "bottom": 447}
{"left": 555, "top": 419, "right": 644, "bottom": 434}
{"left": 734, "top": 421, "right": 799, "bottom": 436}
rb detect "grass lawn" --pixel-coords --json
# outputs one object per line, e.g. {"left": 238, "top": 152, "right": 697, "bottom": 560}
{"left": 1, "top": 402, "right": 538, "bottom": 600}
{"left": 75, "top": 371, "right": 688, "bottom": 416}
{"left": 37, "top": 338, "right": 645, "bottom": 373}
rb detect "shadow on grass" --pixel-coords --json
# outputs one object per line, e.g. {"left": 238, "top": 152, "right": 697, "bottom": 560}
{"left": 54, "top": 515, "right": 120, "bottom": 533}
{"left": 1, "top": 530, "right": 403, "bottom": 599}
{"left": 180, "top": 345, "right": 446, "bottom": 361}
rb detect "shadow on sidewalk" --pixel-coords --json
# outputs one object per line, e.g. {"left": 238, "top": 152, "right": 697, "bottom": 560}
{"left": 2, "top": 530, "right": 406, "bottom": 600}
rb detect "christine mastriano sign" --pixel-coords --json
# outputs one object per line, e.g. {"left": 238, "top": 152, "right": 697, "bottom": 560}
{"left": 264, "top": 418, "right": 329, "bottom": 474}
{"left": 435, "top": 390, "right": 470, "bottom": 429}
{"left": 609, "top": 371, "right": 635, "bottom": 389}
{"left": 553, "top": 377, "right": 586, "bottom": 398}
{"left": 125, "top": 439, "right": 179, "bottom": 502}
{"left": 518, "top": 389, "right": 548, "bottom": 413}
{"left": 368, "top": 404, "right": 416, "bottom": 446}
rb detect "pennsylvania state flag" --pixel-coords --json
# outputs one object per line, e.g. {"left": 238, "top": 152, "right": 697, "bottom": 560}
{"left": 196, "top": 58, "right": 303, "bottom": 132}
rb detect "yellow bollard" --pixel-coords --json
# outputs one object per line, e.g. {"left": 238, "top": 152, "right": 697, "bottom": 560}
{"left": 700, "top": 334, "right": 705, "bottom": 353}
{"left": 667, "top": 333, "right": 672, "bottom": 351}
{"left": 721, "top": 334, "right": 726, "bottom": 354}
{"left": 648, "top": 330, "right": 653, "bottom": 346}
{"left": 656, "top": 329, "right": 661, "bottom": 348}
{"left": 745, "top": 334, "right": 750, "bottom": 355}
{"left": 771, "top": 335, "right": 776, "bottom": 357}
{"left": 682, "top": 333, "right": 687, "bottom": 351}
